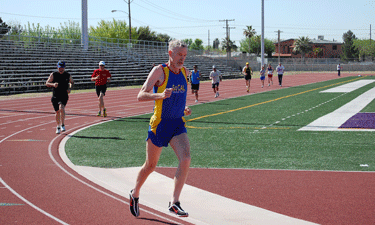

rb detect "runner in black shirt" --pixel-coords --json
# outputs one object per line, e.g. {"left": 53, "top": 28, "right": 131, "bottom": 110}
{"left": 46, "top": 61, "right": 74, "bottom": 134}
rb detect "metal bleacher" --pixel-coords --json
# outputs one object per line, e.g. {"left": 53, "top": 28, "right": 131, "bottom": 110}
{"left": 0, "top": 38, "right": 242, "bottom": 95}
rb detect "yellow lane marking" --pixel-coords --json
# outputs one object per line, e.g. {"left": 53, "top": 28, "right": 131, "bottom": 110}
{"left": 187, "top": 77, "right": 363, "bottom": 123}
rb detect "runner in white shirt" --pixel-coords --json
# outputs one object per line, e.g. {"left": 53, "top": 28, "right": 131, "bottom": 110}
{"left": 276, "top": 63, "right": 285, "bottom": 86}
{"left": 209, "top": 65, "right": 222, "bottom": 98}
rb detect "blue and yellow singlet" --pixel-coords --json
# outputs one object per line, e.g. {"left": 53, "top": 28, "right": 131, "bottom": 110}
{"left": 149, "top": 64, "right": 188, "bottom": 135}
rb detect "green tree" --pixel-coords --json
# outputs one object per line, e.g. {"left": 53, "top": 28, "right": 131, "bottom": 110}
{"left": 55, "top": 21, "right": 81, "bottom": 40}
{"left": 136, "top": 26, "right": 157, "bottom": 41}
{"left": 190, "top": 39, "right": 204, "bottom": 51}
{"left": 264, "top": 39, "right": 275, "bottom": 57}
{"left": 155, "top": 33, "right": 171, "bottom": 43}
{"left": 25, "top": 22, "right": 44, "bottom": 36}
{"left": 240, "top": 35, "right": 275, "bottom": 57}
{"left": 353, "top": 39, "right": 375, "bottom": 61}
{"left": 293, "top": 36, "right": 313, "bottom": 60}
{"left": 342, "top": 30, "right": 358, "bottom": 60}
{"left": 221, "top": 38, "right": 237, "bottom": 52}
{"left": 7, "top": 21, "right": 23, "bottom": 35}
{"left": 182, "top": 38, "right": 193, "bottom": 47}
{"left": 0, "top": 17, "right": 11, "bottom": 38}
{"left": 313, "top": 47, "right": 324, "bottom": 58}
{"left": 90, "top": 19, "right": 137, "bottom": 43}
{"left": 243, "top": 25, "right": 256, "bottom": 53}
{"left": 248, "top": 35, "right": 261, "bottom": 55}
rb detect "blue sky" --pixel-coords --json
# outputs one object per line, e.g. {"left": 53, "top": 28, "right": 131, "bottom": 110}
{"left": 1, "top": 0, "right": 374, "bottom": 46}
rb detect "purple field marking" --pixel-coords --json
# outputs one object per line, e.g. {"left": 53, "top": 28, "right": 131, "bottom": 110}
{"left": 339, "top": 113, "right": 375, "bottom": 129}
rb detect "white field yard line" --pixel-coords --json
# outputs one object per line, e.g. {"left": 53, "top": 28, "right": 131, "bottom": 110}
{"left": 300, "top": 80, "right": 375, "bottom": 132}
{"left": 60, "top": 131, "right": 317, "bottom": 225}
{"left": 320, "top": 80, "right": 375, "bottom": 93}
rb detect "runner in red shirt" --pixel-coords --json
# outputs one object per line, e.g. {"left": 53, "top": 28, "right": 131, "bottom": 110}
{"left": 91, "top": 61, "right": 112, "bottom": 117}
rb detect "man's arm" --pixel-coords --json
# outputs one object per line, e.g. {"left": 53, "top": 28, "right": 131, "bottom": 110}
{"left": 68, "top": 75, "right": 74, "bottom": 93}
{"left": 107, "top": 71, "right": 112, "bottom": 83}
{"left": 137, "top": 65, "right": 171, "bottom": 101}
{"left": 185, "top": 67, "right": 190, "bottom": 81}
{"left": 91, "top": 70, "right": 99, "bottom": 82}
{"left": 46, "top": 73, "right": 57, "bottom": 88}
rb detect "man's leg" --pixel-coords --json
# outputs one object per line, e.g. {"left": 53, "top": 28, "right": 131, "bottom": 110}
{"left": 59, "top": 104, "right": 65, "bottom": 126}
{"left": 169, "top": 133, "right": 191, "bottom": 204}
{"left": 55, "top": 110, "right": 61, "bottom": 126}
{"left": 132, "top": 139, "right": 163, "bottom": 198}
{"left": 99, "top": 93, "right": 104, "bottom": 112}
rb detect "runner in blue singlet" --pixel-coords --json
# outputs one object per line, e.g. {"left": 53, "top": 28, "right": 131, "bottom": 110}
{"left": 129, "top": 40, "right": 191, "bottom": 218}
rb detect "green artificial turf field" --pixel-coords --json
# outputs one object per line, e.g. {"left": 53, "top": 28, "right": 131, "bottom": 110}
{"left": 65, "top": 76, "right": 375, "bottom": 171}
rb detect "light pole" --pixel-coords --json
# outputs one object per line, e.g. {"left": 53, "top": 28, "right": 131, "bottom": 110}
{"left": 81, "top": 0, "right": 88, "bottom": 50}
{"left": 111, "top": 7, "right": 131, "bottom": 44}
{"left": 261, "top": 0, "right": 265, "bottom": 68}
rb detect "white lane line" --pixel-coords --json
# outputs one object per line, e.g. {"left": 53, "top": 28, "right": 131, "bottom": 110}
{"left": 0, "top": 106, "right": 162, "bottom": 224}
{"left": 55, "top": 123, "right": 183, "bottom": 225}
{"left": 59, "top": 126, "right": 317, "bottom": 225}
{"left": 300, "top": 87, "right": 375, "bottom": 131}
{"left": 0, "top": 120, "right": 75, "bottom": 224}
{"left": 320, "top": 80, "right": 375, "bottom": 93}
{"left": 271, "top": 92, "right": 347, "bottom": 128}
{"left": 0, "top": 178, "right": 68, "bottom": 225}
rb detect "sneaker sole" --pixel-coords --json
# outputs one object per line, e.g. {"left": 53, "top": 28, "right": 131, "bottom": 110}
{"left": 129, "top": 191, "right": 139, "bottom": 217}
{"left": 168, "top": 203, "right": 189, "bottom": 217}
{"left": 169, "top": 211, "right": 189, "bottom": 217}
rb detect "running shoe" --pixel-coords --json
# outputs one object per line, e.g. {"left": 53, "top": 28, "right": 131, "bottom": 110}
{"left": 103, "top": 108, "right": 107, "bottom": 117}
{"left": 129, "top": 190, "right": 139, "bottom": 217}
{"left": 56, "top": 126, "right": 61, "bottom": 134}
{"left": 97, "top": 111, "right": 101, "bottom": 117}
{"left": 168, "top": 202, "right": 189, "bottom": 217}
{"left": 61, "top": 125, "right": 66, "bottom": 132}
{"left": 195, "top": 99, "right": 198, "bottom": 103}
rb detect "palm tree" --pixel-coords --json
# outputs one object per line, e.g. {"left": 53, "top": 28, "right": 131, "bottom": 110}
{"left": 293, "top": 36, "right": 313, "bottom": 60}
{"left": 243, "top": 25, "right": 256, "bottom": 53}
{"left": 221, "top": 38, "right": 237, "bottom": 52}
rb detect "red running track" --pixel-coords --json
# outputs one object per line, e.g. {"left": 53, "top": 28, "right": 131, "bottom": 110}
{"left": 0, "top": 72, "right": 374, "bottom": 224}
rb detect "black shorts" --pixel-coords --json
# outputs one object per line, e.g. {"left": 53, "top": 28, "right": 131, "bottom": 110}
{"left": 95, "top": 84, "right": 107, "bottom": 97}
{"left": 191, "top": 83, "right": 200, "bottom": 90}
{"left": 51, "top": 96, "right": 68, "bottom": 112}
{"left": 212, "top": 82, "right": 219, "bottom": 89}
{"left": 245, "top": 75, "right": 252, "bottom": 80}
